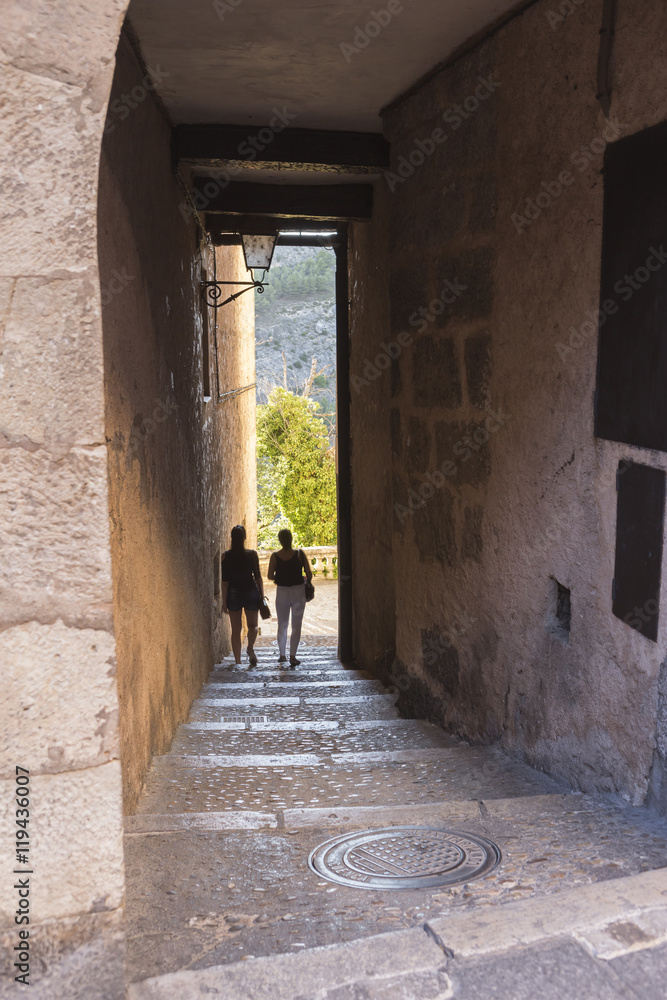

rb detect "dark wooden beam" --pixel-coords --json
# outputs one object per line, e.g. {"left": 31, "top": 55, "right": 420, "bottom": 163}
{"left": 206, "top": 214, "right": 341, "bottom": 236}
{"left": 210, "top": 232, "right": 341, "bottom": 248}
{"left": 194, "top": 181, "right": 373, "bottom": 220}
{"left": 175, "top": 125, "right": 389, "bottom": 170}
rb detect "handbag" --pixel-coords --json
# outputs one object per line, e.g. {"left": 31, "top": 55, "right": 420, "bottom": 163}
{"left": 259, "top": 596, "right": 271, "bottom": 620}
{"left": 300, "top": 549, "right": 315, "bottom": 602}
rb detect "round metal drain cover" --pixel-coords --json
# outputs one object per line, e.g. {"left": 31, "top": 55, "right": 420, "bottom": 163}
{"left": 309, "top": 827, "right": 501, "bottom": 890}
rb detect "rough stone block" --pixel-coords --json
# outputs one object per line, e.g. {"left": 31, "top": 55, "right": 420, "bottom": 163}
{"left": 404, "top": 417, "right": 432, "bottom": 473}
{"left": 462, "top": 505, "right": 484, "bottom": 562}
{"left": 393, "top": 658, "right": 447, "bottom": 726}
{"left": 0, "top": 909, "right": 125, "bottom": 1000}
{"left": 428, "top": 867, "right": 667, "bottom": 958}
{"left": 413, "top": 488, "right": 457, "bottom": 567}
{"left": 422, "top": 627, "right": 460, "bottom": 697}
{"left": 413, "top": 337, "right": 462, "bottom": 409}
{"left": 468, "top": 173, "right": 498, "bottom": 232}
{"left": 464, "top": 332, "right": 493, "bottom": 409}
{"left": 421, "top": 179, "right": 466, "bottom": 246}
{"left": 391, "top": 180, "right": 464, "bottom": 251}
{"left": 434, "top": 420, "right": 491, "bottom": 488}
{"left": 127, "top": 926, "right": 445, "bottom": 1000}
{"left": 0, "top": 621, "right": 119, "bottom": 779}
{"left": 0, "top": 276, "right": 105, "bottom": 448}
{"left": 390, "top": 356, "right": 402, "bottom": 399}
{"left": 390, "top": 408, "right": 402, "bottom": 459}
{"left": 0, "top": 1, "right": 126, "bottom": 88}
{"left": 390, "top": 266, "right": 430, "bottom": 334}
{"left": 0, "top": 279, "right": 16, "bottom": 351}
{"left": 434, "top": 250, "right": 495, "bottom": 326}
{"left": 0, "top": 446, "right": 113, "bottom": 628}
{"left": 0, "top": 762, "right": 124, "bottom": 924}
{"left": 0, "top": 65, "right": 108, "bottom": 273}
{"left": 448, "top": 939, "right": 628, "bottom": 1000}
{"left": 392, "top": 471, "right": 410, "bottom": 517}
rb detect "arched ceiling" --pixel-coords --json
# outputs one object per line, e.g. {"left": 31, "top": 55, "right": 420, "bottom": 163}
{"left": 128, "top": 0, "right": 523, "bottom": 132}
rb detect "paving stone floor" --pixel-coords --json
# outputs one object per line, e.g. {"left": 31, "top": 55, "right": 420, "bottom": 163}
{"left": 125, "top": 637, "right": 667, "bottom": 998}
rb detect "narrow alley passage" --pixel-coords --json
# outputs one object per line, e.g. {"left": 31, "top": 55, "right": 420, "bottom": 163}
{"left": 124, "top": 636, "right": 667, "bottom": 999}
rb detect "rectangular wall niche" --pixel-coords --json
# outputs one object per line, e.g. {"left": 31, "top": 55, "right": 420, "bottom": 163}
{"left": 612, "top": 461, "right": 665, "bottom": 642}
{"left": 595, "top": 120, "right": 667, "bottom": 451}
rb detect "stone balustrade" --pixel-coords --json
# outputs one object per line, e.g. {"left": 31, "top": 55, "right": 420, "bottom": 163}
{"left": 258, "top": 546, "right": 338, "bottom": 579}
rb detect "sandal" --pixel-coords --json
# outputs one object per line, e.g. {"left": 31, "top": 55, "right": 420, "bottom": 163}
{"left": 290, "top": 656, "right": 300, "bottom": 668}
{"left": 248, "top": 649, "right": 258, "bottom": 667}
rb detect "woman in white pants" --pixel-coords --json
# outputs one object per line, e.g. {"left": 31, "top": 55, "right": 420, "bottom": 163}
{"left": 268, "top": 529, "right": 313, "bottom": 667}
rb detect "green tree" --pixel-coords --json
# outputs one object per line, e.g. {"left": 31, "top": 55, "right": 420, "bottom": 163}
{"left": 257, "top": 388, "right": 337, "bottom": 546}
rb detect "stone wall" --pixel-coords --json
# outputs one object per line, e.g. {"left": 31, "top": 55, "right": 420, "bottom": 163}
{"left": 99, "top": 33, "right": 256, "bottom": 815}
{"left": 0, "top": 3, "right": 130, "bottom": 996}
{"left": 351, "top": 0, "right": 667, "bottom": 808}
{"left": 349, "top": 184, "right": 396, "bottom": 676}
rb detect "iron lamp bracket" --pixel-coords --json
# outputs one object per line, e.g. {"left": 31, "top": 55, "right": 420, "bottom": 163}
{"left": 202, "top": 275, "right": 268, "bottom": 309}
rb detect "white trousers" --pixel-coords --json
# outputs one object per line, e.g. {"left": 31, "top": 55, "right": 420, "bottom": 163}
{"left": 275, "top": 584, "right": 307, "bottom": 658}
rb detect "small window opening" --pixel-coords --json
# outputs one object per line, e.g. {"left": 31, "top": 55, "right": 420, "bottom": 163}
{"left": 549, "top": 578, "right": 571, "bottom": 642}
{"left": 213, "top": 550, "right": 220, "bottom": 598}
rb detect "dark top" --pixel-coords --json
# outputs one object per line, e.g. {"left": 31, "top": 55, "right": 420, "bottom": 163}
{"left": 273, "top": 550, "right": 304, "bottom": 587}
{"left": 221, "top": 549, "right": 258, "bottom": 590}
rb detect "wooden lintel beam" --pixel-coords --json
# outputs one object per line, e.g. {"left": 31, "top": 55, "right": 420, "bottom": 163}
{"left": 195, "top": 181, "right": 373, "bottom": 221}
{"left": 175, "top": 124, "right": 389, "bottom": 170}
{"left": 210, "top": 232, "right": 342, "bottom": 248}
{"left": 206, "top": 214, "right": 341, "bottom": 236}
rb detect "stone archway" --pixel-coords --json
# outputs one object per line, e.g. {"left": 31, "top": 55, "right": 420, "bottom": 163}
{"left": 1, "top": 4, "right": 132, "bottom": 997}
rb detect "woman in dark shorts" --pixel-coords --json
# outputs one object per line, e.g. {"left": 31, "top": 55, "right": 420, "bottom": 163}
{"left": 221, "top": 524, "right": 264, "bottom": 668}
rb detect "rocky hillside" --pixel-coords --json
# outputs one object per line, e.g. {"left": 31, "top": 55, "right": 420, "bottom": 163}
{"left": 255, "top": 245, "right": 336, "bottom": 422}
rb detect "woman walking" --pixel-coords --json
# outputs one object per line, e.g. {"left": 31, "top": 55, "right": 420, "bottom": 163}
{"left": 221, "top": 524, "right": 264, "bottom": 669}
{"left": 268, "top": 529, "right": 313, "bottom": 667}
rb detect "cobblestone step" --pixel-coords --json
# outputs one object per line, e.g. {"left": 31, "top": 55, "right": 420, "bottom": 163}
{"left": 208, "top": 669, "right": 373, "bottom": 682}
{"left": 127, "top": 641, "right": 667, "bottom": 996}
{"left": 169, "top": 720, "right": 458, "bottom": 756}
{"left": 124, "top": 798, "right": 667, "bottom": 987}
{"left": 138, "top": 749, "right": 563, "bottom": 815}
{"left": 127, "top": 868, "right": 667, "bottom": 1000}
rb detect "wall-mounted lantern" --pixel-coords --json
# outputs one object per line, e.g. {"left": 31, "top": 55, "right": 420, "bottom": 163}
{"left": 203, "top": 233, "right": 277, "bottom": 309}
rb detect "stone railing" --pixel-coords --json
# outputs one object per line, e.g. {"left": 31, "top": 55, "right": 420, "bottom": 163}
{"left": 258, "top": 546, "right": 338, "bottom": 579}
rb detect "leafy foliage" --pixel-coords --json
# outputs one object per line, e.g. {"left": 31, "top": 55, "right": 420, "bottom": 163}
{"left": 257, "top": 388, "right": 337, "bottom": 547}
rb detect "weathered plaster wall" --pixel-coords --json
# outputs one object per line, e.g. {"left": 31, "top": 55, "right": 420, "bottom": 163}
{"left": 213, "top": 247, "right": 258, "bottom": 545}
{"left": 99, "top": 33, "right": 255, "bottom": 815}
{"left": 0, "top": 2, "right": 130, "bottom": 996}
{"left": 352, "top": 0, "right": 667, "bottom": 807}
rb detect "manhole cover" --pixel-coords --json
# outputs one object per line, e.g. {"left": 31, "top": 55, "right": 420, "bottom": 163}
{"left": 309, "top": 827, "right": 501, "bottom": 890}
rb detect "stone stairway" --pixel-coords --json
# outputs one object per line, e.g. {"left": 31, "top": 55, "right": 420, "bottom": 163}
{"left": 126, "top": 639, "right": 667, "bottom": 999}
